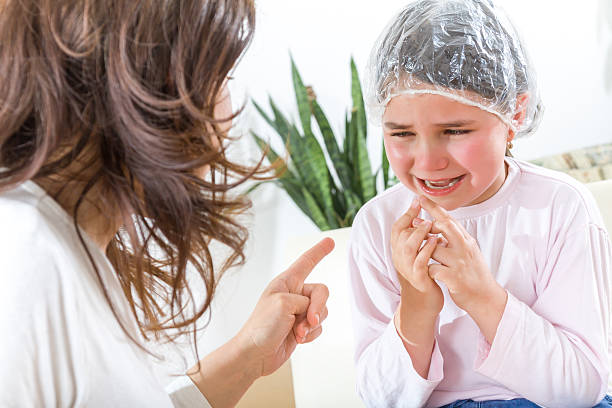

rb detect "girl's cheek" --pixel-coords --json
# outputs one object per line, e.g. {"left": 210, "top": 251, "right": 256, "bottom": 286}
{"left": 385, "top": 138, "right": 411, "bottom": 162}
{"left": 447, "top": 138, "right": 485, "bottom": 166}
{"left": 448, "top": 132, "right": 506, "bottom": 171}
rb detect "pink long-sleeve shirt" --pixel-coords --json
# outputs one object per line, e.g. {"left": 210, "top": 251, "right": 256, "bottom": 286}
{"left": 348, "top": 158, "right": 612, "bottom": 408}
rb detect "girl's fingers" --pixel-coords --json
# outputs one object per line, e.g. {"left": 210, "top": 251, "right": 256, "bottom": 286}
{"left": 426, "top": 222, "right": 443, "bottom": 235}
{"left": 431, "top": 245, "right": 453, "bottom": 266}
{"left": 392, "top": 197, "right": 421, "bottom": 242}
{"left": 437, "top": 236, "right": 448, "bottom": 247}
{"left": 432, "top": 217, "right": 465, "bottom": 245}
{"left": 412, "top": 236, "right": 438, "bottom": 290}
{"left": 419, "top": 220, "right": 461, "bottom": 244}
{"left": 428, "top": 263, "right": 450, "bottom": 283}
{"left": 399, "top": 219, "right": 432, "bottom": 260}
{"left": 395, "top": 220, "right": 432, "bottom": 287}
{"left": 418, "top": 196, "right": 466, "bottom": 245}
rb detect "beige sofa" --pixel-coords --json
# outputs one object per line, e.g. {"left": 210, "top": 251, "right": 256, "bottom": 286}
{"left": 237, "top": 179, "right": 612, "bottom": 408}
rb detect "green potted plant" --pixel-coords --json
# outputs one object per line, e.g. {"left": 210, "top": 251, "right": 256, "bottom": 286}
{"left": 250, "top": 57, "right": 397, "bottom": 231}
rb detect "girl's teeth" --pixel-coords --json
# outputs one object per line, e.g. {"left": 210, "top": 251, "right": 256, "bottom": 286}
{"left": 424, "top": 176, "right": 461, "bottom": 189}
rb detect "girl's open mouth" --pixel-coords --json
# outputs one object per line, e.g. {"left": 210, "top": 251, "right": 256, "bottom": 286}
{"left": 417, "top": 174, "right": 466, "bottom": 196}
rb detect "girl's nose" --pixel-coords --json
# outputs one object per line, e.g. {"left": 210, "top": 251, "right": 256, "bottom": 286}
{"left": 413, "top": 139, "right": 449, "bottom": 171}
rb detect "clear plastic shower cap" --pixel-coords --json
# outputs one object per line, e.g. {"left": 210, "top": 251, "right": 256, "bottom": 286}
{"left": 365, "top": 0, "right": 543, "bottom": 137}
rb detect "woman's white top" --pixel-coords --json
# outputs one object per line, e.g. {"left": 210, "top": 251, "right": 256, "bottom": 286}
{"left": 0, "top": 180, "right": 211, "bottom": 407}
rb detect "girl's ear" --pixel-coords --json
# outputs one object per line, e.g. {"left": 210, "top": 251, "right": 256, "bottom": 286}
{"left": 507, "top": 93, "right": 529, "bottom": 141}
{"left": 513, "top": 93, "right": 529, "bottom": 127}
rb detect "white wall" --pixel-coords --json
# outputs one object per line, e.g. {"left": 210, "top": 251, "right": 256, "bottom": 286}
{"left": 156, "top": 0, "right": 612, "bottom": 382}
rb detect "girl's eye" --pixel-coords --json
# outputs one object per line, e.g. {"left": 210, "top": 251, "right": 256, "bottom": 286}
{"left": 445, "top": 129, "right": 472, "bottom": 135}
{"left": 390, "top": 131, "right": 415, "bottom": 138}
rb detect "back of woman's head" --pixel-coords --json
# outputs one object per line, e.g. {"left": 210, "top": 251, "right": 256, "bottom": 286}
{"left": 0, "top": 0, "right": 257, "bottom": 347}
{"left": 366, "top": 0, "right": 543, "bottom": 137}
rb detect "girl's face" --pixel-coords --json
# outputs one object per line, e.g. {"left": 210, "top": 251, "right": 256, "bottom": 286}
{"left": 383, "top": 93, "right": 510, "bottom": 210}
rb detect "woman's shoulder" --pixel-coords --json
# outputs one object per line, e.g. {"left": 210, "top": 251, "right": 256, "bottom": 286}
{"left": 0, "top": 187, "right": 58, "bottom": 249}
{"left": 0, "top": 182, "right": 81, "bottom": 285}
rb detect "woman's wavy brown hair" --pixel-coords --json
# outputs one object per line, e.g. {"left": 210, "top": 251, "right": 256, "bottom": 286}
{"left": 0, "top": 0, "right": 261, "bottom": 356}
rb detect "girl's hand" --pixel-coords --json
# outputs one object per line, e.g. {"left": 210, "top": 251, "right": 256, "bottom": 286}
{"left": 236, "top": 237, "right": 334, "bottom": 377}
{"left": 417, "top": 196, "right": 507, "bottom": 330}
{"left": 391, "top": 197, "right": 444, "bottom": 316}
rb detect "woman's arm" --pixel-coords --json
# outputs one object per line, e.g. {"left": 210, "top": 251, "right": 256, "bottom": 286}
{"left": 188, "top": 238, "right": 334, "bottom": 408}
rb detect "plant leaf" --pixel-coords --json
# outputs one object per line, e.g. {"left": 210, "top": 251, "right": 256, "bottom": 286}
{"left": 301, "top": 185, "right": 331, "bottom": 230}
{"left": 251, "top": 131, "right": 295, "bottom": 178}
{"left": 348, "top": 117, "right": 362, "bottom": 199}
{"left": 247, "top": 136, "right": 319, "bottom": 226}
{"left": 244, "top": 180, "right": 270, "bottom": 195}
{"left": 355, "top": 125, "right": 376, "bottom": 201}
{"left": 349, "top": 58, "right": 375, "bottom": 202}
{"left": 289, "top": 60, "right": 339, "bottom": 228}
{"left": 252, "top": 99, "right": 279, "bottom": 136}
{"left": 350, "top": 57, "right": 367, "bottom": 142}
{"left": 268, "top": 97, "right": 292, "bottom": 146}
{"left": 312, "top": 100, "right": 353, "bottom": 191}
{"left": 301, "top": 126, "right": 339, "bottom": 228}
{"left": 344, "top": 112, "right": 352, "bottom": 167}
{"left": 342, "top": 189, "right": 362, "bottom": 226}
{"left": 291, "top": 56, "right": 313, "bottom": 135}
{"left": 382, "top": 138, "right": 390, "bottom": 189}
{"left": 250, "top": 56, "right": 379, "bottom": 231}
{"left": 277, "top": 178, "right": 315, "bottom": 225}
{"left": 263, "top": 103, "right": 337, "bottom": 228}
{"left": 332, "top": 185, "right": 347, "bottom": 219}
{"left": 252, "top": 97, "right": 292, "bottom": 149}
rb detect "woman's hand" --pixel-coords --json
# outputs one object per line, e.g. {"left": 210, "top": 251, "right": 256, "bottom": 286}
{"left": 391, "top": 197, "right": 444, "bottom": 316}
{"left": 237, "top": 237, "right": 334, "bottom": 376}
{"left": 418, "top": 195, "right": 507, "bottom": 342}
{"left": 189, "top": 238, "right": 334, "bottom": 408}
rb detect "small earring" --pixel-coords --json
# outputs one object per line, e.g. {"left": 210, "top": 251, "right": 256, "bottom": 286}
{"left": 507, "top": 140, "right": 514, "bottom": 150}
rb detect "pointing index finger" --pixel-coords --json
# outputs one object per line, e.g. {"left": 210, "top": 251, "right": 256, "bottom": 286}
{"left": 392, "top": 197, "right": 422, "bottom": 236}
{"left": 418, "top": 195, "right": 464, "bottom": 243}
{"left": 285, "top": 237, "right": 335, "bottom": 284}
{"left": 418, "top": 195, "right": 451, "bottom": 221}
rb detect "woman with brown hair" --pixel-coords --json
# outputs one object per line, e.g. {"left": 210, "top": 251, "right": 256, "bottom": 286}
{"left": 0, "top": 0, "right": 333, "bottom": 407}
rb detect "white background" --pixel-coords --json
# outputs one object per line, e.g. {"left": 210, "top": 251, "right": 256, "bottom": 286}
{"left": 156, "top": 0, "right": 612, "bottom": 381}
